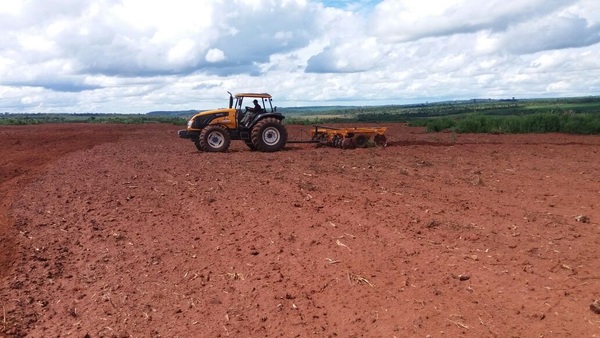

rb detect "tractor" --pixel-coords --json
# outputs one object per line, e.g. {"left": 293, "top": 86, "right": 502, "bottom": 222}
{"left": 178, "top": 92, "right": 287, "bottom": 152}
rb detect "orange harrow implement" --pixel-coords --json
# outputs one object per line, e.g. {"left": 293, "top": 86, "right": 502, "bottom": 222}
{"left": 310, "top": 125, "right": 387, "bottom": 149}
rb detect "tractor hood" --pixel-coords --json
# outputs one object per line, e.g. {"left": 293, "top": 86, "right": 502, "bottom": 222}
{"left": 188, "top": 107, "right": 234, "bottom": 130}
{"left": 192, "top": 107, "right": 232, "bottom": 118}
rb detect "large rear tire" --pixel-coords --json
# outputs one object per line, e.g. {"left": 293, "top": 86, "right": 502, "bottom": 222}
{"left": 251, "top": 118, "right": 287, "bottom": 152}
{"left": 199, "top": 125, "right": 231, "bottom": 152}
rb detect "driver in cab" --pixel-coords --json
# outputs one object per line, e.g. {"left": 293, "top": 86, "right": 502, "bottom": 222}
{"left": 243, "top": 99, "right": 262, "bottom": 126}
{"left": 247, "top": 99, "right": 262, "bottom": 113}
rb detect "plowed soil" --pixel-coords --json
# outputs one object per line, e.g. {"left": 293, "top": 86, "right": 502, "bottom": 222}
{"left": 1, "top": 123, "right": 600, "bottom": 337}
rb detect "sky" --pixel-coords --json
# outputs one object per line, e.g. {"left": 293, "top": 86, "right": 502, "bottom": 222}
{"left": 1, "top": 0, "right": 599, "bottom": 113}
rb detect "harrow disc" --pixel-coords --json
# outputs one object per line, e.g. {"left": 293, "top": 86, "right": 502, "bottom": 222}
{"left": 342, "top": 138, "right": 355, "bottom": 149}
{"left": 374, "top": 134, "right": 387, "bottom": 147}
{"left": 352, "top": 134, "right": 368, "bottom": 148}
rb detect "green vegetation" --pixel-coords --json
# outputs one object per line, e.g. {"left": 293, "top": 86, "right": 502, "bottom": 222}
{"left": 419, "top": 112, "right": 600, "bottom": 134}
{"left": 283, "top": 96, "right": 600, "bottom": 134}
{"left": 3, "top": 96, "right": 600, "bottom": 134}
{"left": 0, "top": 113, "right": 187, "bottom": 126}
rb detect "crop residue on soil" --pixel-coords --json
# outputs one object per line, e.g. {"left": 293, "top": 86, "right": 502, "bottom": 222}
{"left": 1, "top": 123, "right": 599, "bottom": 337}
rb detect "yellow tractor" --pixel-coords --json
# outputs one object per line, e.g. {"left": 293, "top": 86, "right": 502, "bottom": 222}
{"left": 178, "top": 92, "right": 287, "bottom": 152}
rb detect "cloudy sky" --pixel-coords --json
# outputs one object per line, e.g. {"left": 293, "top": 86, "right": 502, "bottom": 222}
{"left": 1, "top": 0, "right": 599, "bottom": 113}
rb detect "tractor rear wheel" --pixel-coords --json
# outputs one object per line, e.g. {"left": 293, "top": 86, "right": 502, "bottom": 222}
{"left": 251, "top": 118, "right": 287, "bottom": 152}
{"left": 199, "top": 125, "right": 231, "bottom": 152}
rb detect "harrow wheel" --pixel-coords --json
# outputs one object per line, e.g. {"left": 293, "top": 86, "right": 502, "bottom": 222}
{"left": 317, "top": 134, "right": 328, "bottom": 147}
{"left": 342, "top": 138, "right": 355, "bottom": 149}
{"left": 312, "top": 132, "right": 324, "bottom": 142}
{"left": 333, "top": 135, "right": 342, "bottom": 148}
{"left": 352, "top": 134, "right": 368, "bottom": 148}
{"left": 374, "top": 134, "right": 387, "bottom": 147}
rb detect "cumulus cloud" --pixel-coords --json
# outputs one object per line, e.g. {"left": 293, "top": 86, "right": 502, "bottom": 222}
{"left": 502, "top": 16, "right": 600, "bottom": 54}
{"left": 205, "top": 48, "right": 226, "bottom": 63}
{"left": 8, "top": 79, "right": 101, "bottom": 93}
{"left": 369, "top": 0, "right": 575, "bottom": 42}
{"left": 0, "top": 0, "right": 599, "bottom": 113}
{"left": 306, "top": 38, "right": 382, "bottom": 73}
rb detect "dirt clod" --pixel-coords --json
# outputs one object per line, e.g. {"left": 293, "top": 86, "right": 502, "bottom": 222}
{"left": 575, "top": 215, "right": 590, "bottom": 223}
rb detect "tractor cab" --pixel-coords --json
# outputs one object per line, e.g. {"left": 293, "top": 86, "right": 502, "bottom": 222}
{"left": 230, "top": 93, "right": 276, "bottom": 126}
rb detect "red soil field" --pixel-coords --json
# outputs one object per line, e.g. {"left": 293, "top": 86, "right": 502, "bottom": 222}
{"left": 1, "top": 123, "right": 599, "bottom": 337}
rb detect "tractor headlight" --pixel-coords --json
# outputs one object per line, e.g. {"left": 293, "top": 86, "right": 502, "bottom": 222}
{"left": 187, "top": 119, "right": 193, "bottom": 128}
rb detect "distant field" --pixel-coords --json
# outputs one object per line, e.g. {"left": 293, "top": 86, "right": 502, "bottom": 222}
{"left": 3, "top": 96, "right": 600, "bottom": 134}
{"left": 524, "top": 102, "right": 600, "bottom": 111}
{"left": 284, "top": 97, "right": 600, "bottom": 134}
{"left": 0, "top": 113, "right": 186, "bottom": 126}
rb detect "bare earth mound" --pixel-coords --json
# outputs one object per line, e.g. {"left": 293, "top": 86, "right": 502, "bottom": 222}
{"left": 1, "top": 123, "right": 599, "bottom": 337}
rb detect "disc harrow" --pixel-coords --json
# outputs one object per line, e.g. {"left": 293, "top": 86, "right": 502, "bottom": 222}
{"left": 310, "top": 125, "right": 387, "bottom": 149}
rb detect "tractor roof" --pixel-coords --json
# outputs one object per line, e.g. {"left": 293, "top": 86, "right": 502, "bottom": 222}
{"left": 235, "top": 93, "right": 272, "bottom": 99}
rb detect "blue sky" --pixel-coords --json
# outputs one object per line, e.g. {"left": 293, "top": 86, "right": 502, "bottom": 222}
{"left": 1, "top": 0, "right": 599, "bottom": 113}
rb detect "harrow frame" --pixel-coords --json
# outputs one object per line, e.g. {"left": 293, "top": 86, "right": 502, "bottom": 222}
{"left": 310, "top": 125, "right": 387, "bottom": 149}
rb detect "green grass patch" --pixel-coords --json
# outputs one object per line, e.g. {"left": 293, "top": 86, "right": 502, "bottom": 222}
{"left": 416, "top": 112, "right": 600, "bottom": 134}
{"left": 0, "top": 113, "right": 187, "bottom": 126}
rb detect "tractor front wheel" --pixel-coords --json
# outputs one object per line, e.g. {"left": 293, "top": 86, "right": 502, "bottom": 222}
{"left": 251, "top": 118, "right": 288, "bottom": 152}
{"left": 199, "top": 125, "right": 231, "bottom": 152}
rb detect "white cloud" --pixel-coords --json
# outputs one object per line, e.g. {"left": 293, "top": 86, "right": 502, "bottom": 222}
{"left": 0, "top": 0, "right": 599, "bottom": 113}
{"left": 501, "top": 16, "right": 600, "bottom": 54}
{"left": 370, "top": 0, "right": 576, "bottom": 42}
{"left": 205, "top": 48, "right": 226, "bottom": 63}
{"left": 306, "top": 38, "right": 382, "bottom": 73}
{"left": 167, "top": 39, "right": 199, "bottom": 66}
{"left": 0, "top": 2, "right": 24, "bottom": 15}
{"left": 19, "top": 35, "right": 56, "bottom": 53}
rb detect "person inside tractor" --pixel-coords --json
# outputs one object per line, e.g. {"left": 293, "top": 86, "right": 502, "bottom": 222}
{"left": 248, "top": 99, "right": 262, "bottom": 113}
{"left": 242, "top": 99, "right": 262, "bottom": 126}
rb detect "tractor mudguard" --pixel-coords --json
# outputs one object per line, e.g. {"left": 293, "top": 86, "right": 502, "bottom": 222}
{"left": 247, "top": 113, "right": 285, "bottom": 128}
